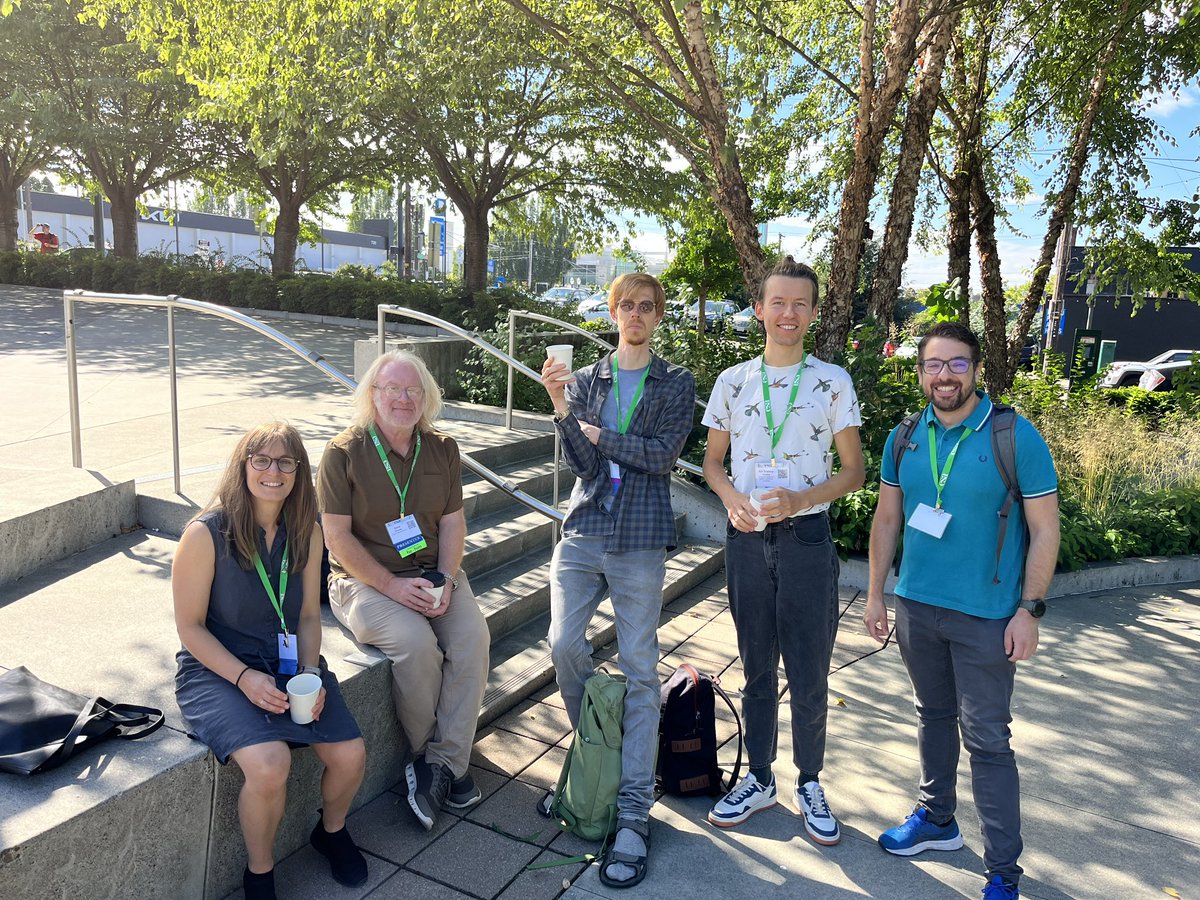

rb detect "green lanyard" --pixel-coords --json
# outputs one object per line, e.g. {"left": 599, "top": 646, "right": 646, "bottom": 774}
{"left": 612, "top": 354, "right": 651, "bottom": 434}
{"left": 252, "top": 517, "right": 290, "bottom": 639}
{"left": 369, "top": 425, "right": 421, "bottom": 516}
{"left": 760, "top": 355, "right": 805, "bottom": 463}
{"left": 927, "top": 421, "right": 973, "bottom": 509}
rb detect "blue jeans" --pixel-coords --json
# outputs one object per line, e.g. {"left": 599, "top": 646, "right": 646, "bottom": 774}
{"left": 548, "top": 534, "right": 664, "bottom": 822}
{"left": 895, "top": 596, "right": 1022, "bottom": 883}
{"left": 725, "top": 512, "right": 839, "bottom": 776}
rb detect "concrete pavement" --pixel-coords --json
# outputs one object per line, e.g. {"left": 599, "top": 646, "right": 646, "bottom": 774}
{"left": 2, "top": 284, "right": 1197, "bottom": 899}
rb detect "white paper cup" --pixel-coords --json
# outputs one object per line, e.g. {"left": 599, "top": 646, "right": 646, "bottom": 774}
{"left": 285, "top": 672, "right": 322, "bottom": 725}
{"left": 422, "top": 571, "right": 447, "bottom": 608}
{"left": 749, "top": 489, "right": 779, "bottom": 531}
{"left": 547, "top": 344, "right": 573, "bottom": 381}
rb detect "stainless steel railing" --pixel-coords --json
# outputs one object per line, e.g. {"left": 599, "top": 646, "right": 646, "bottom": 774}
{"left": 62, "top": 290, "right": 562, "bottom": 525}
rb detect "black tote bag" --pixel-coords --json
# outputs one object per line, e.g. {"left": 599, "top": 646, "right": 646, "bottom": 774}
{"left": 0, "top": 666, "right": 165, "bottom": 775}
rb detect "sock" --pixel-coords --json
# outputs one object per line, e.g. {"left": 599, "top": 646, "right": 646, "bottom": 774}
{"left": 799, "top": 771, "right": 819, "bottom": 786}
{"left": 750, "top": 765, "right": 773, "bottom": 786}
{"left": 925, "top": 807, "right": 955, "bottom": 827}
{"left": 603, "top": 827, "right": 647, "bottom": 882}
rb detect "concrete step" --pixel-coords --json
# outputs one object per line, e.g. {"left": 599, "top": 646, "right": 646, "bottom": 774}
{"left": 479, "top": 542, "right": 726, "bottom": 725}
{"left": 459, "top": 457, "right": 570, "bottom": 522}
{"left": 0, "top": 469, "right": 137, "bottom": 588}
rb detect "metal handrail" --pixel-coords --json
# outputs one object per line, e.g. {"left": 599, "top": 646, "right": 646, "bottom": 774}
{"left": 377, "top": 306, "right": 705, "bottom": 492}
{"left": 62, "top": 290, "right": 562, "bottom": 525}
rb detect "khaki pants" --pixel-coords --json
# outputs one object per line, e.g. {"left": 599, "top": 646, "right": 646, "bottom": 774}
{"left": 328, "top": 573, "right": 489, "bottom": 777}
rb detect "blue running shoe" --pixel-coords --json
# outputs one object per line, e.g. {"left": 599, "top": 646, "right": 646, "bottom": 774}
{"left": 981, "top": 875, "right": 1019, "bottom": 899}
{"left": 878, "top": 806, "right": 964, "bottom": 856}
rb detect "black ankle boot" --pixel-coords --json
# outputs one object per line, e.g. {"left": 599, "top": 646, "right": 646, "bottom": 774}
{"left": 310, "top": 814, "right": 368, "bottom": 887}
{"left": 242, "top": 867, "right": 277, "bottom": 900}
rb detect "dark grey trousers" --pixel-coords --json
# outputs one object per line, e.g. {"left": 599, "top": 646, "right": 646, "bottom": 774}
{"left": 725, "top": 512, "right": 839, "bottom": 777}
{"left": 895, "top": 596, "right": 1023, "bottom": 883}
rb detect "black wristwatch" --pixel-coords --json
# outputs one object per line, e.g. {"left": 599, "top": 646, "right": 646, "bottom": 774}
{"left": 1017, "top": 599, "right": 1046, "bottom": 618}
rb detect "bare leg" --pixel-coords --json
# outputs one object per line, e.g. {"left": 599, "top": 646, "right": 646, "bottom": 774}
{"left": 230, "top": 742, "right": 292, "bottom": 873}
{"left": 311, "top": 738, "right": 366, "bottom": 830}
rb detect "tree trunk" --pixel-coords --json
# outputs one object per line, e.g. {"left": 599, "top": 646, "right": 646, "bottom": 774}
{"left": 461, "top": 204, "right": 490, "bottom": 295}
{"left": 107, "top": 188, "right": 140, "bottom": 259}
{"left": 972, "top": 166, "right": 1008, "bottom": 399}
{"left": 1011, "top": 0, "right": 1131, "bottom": 382}
{"left": 709, "top": 153, "right": 768, "bottom": 301}
{"left": 946, "top": 166, "right": 972, "bottom": 325}
{"left": 0, "top": 179, "right": 18, "bottom": 252}
{"left": 270, "top": 193, "right": 302, "bottom": 276}
{"left": 696, "top": 284, "right": 708, "bottom": 339}
{"left": 869, "top": 11, "right": 958, "bottom": 329}
{"left": 817, "top": 0, "right": 925, "bottom": 359}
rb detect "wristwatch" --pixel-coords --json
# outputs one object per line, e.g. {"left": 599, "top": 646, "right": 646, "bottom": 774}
{"left": 299, "top": 664, "right": 322, "bottom": 677}
{"left": 1017, "top": 599, "right": 1046, "bottom": 618}
{"left": 448, "top": 571, "right": 460, "bottom": 591}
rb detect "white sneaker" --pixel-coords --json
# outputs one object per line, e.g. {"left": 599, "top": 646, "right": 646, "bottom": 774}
{"left": 707, "top": 774, "right": 778, "bottom": 828}
{"left": 796, "top": 780, "right": 841, "bottom": 846}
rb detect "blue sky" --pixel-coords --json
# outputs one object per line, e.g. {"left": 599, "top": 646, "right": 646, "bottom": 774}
{"left": 628, "top": 81, "right": 1200, "bottom": 291}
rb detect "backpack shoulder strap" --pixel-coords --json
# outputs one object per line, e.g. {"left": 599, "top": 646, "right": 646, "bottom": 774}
{"left": 891, "top": 410, "right": 923, "bottom": 477}
{"left": 988, "top": 404, "right": 1022, "bottom": 585}
{"left": 711, "top": 680, "right": 744, "bottom": 792}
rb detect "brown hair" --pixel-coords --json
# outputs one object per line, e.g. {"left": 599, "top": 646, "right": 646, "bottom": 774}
{"left": 758, "top": 256, "right": 820, "bottom": 306}
{"left": 607, "top": 272, "right": 667, "bottom": 317}
{"left": 917, "top": 321, "right": 982, "bottom": 364}
{"left": 195, "top": 422, "right": 316, "bottom": 572}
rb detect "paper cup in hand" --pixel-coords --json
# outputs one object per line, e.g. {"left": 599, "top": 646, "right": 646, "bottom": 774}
{"left": 285, "top": 672, "right": 322, "bottom": 725}
{"left": 422, "top": 571, "right": 447, "bottom": 609}
{"left": 749, "top": 489, "right": 779, "bottom": 532}
{"left": 546, "top": 344, "right": 573, "bottom": 381}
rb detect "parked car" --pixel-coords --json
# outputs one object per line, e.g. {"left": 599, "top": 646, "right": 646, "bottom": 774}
{"left": 1100, "top": 349, "right": 1200, "bottom": 388}
{"left": 539, "top": 286, "right": 589, "bottom": 307}
{"left": 729, "top": 306, "right": 759, "bottom": 336}
{"left": 1138, "top": 355, "right": 1199, "bottom": 391}
{"left": 685, "top": 299, "right": 738, "bottom": 331}
{"left": 577, "top": 292, "right": 613, "bottom": 324}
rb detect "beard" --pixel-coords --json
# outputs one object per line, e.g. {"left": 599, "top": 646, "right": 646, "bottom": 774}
{"left": 924, "top": 377, "right": 977, "bottom": 413}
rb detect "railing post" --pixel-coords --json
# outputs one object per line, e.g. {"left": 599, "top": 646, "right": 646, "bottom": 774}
{"left": 506, "top": 309, "right": 516, "bottom": 430}
{"left": 63, "top": 290, "right": 82, "bottom": 469}
{"left": 552, "top": 429, "right": 562, "bottom": 546}
{"left": 377, "top": 306, "right": 387, "bottom": 357}
{"left": 167, "top": 297, "right": 181, "bottom": 494}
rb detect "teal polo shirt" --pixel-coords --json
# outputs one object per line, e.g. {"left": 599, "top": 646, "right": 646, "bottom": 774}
{"left": 880, "top": 393, "right": 1057, "bottom": 618}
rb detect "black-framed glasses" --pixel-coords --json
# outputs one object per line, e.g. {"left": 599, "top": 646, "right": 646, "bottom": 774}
{"left": 616, "top": 300, "right": 657, "bottom": 315}
{"left": 374, "top": 384, "right": 425, "bottom": 400}
{"left": 248, "top": 454, "right": 299, "bottom": 474}
{"left": 919, "top": 357, "right": 973, "bottom": 375}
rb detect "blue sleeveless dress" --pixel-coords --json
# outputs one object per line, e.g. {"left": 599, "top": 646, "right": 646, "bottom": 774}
{"left": 174, "top": 511, "right": 361, "bottom": 763}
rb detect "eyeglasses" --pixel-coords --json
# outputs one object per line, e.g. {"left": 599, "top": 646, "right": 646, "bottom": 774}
{"left": 374, "top": 384, "right": 425, "bottom": 400}
{"left": 248, "top": 454, "right": 299, "bottom": 474}
{"left": 616, "top": 300, "right": 657, "bottom": 315}
{"left": 919, "top": 357, "right": 974, "bottom": 375}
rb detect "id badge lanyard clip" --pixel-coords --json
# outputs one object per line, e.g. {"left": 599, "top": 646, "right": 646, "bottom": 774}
{"left": 760, "top": 355, "right": 804, "bottom": 465}
{"left": 252, "top": 517, "right": 290, "bottom": 643}
{"left": 928, "top": 421, "right": 972, "bottom": 509}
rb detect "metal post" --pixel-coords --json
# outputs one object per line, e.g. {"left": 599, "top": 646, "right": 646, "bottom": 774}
{"left": 505, "top": 310, "right": 516, "bottom": 430}
{"left": 552, "top": 431, "right": 562, "bottom": 545}
{"left": 64, "top": 291, "right": 82, "bottom": 468}
{"left": 167, "top": 299, "right": 182, "bottom": 494}
{"left": 377, "top": 307, "right": 387, "bottom": 357}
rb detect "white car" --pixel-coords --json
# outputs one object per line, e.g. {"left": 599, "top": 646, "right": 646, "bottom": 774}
{"left": 539, "top": 286, "right": 589, "bottom": 307}
{"left": 577, "top": 292, "right": 613, "bottom": 324}
{"left": 1100, "top": 349, "right": 1199, "bottom": 388}
{"left": 729, "top": 306, "right": 759, "bottom": 336}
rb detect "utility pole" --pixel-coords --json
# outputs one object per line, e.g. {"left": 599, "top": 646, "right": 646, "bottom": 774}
{"left": 527, "top": 235, "right": 534, "bottom": 289}
{"left": 93, "top": 192, "right": 105, "bottom": 254}
{"left": 403, "top": 186, "right": 413, "bottom": 278}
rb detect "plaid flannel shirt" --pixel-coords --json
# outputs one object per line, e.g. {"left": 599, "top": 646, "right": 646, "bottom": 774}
{"left": 555, "top": 351, "right": 696, "bottom": 552}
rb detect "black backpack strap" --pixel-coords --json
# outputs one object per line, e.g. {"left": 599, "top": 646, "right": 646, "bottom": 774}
{"left": 890, "top": 410, "right": 923, "bottom": 575}
{"left": 711, "top": 680, "right": 743, "bottom": 791}
{"left": 989, "top": 405, "right": 1022, "bottom": 585}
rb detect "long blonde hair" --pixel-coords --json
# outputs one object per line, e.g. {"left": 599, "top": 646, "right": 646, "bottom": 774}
{"left": 353, "top": 349, "right": 444, "bottom": 432}
{"left": 195, "top": 422, "right": 316, "bottom": 571}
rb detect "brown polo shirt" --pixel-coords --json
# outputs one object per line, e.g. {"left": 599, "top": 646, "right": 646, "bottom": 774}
{"left": 317, "top": 424, "right": 463, "bottom": 579}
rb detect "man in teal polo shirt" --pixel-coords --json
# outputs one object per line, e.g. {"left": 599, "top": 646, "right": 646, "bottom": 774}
{"left": 864, "top": 322, "right": 1059, "bottom": 900}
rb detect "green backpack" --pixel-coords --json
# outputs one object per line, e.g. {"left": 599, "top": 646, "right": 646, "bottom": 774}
{"left": 551, "top": 670, "right": 627, "bottom": 842}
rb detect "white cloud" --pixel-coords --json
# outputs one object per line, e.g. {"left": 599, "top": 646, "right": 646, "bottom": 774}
{"left": 1147, "top": 84, "right": 1200, "bottom": 118}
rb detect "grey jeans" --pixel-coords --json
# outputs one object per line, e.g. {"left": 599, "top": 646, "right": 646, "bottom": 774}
{"left": 548, "top": 534, "right": 664, "bottom": 822}
{"left": 725, "top": 512, "right": 839, "bottom": 777}
{"left": 895, "top": 596, "right": 1022, "bottom": 883}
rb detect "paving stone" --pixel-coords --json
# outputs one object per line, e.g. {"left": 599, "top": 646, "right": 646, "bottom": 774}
{"left": 496, "top": 849, "right": 587, "bottom": 900}
{"left": 345, "top": 790, "right": 455, "bottom": 866}
{"left": 472, "top": 727, "right": 555, "bottom": 777}
{"left": 409, "top": 820, "right": 541, "bottom": 897}
{"left": 467, "top": 778, "right": 561, "bottom": 848}
{"left": 222, "top": 841, "right": 397, "bottom": 900}
{"left": 529, "top": 683, "right": 567, "bottom": 710}
{"left": 491, "top": 700, "right": 575, "bottom": 746}
{"left": 517, "top": 743, "right": 568, "bottom": 792}
{"left": 365, "top": 869, "right": 473, "bottom": 900}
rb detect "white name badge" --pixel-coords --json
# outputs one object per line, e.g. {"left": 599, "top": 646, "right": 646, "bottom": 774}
{"left": 908, "top": 502, "right": 951, "bottom": 539}
{"left": 754, "top": 462, "right": 789, "bottom": 490}
{"left": 385, "top": 514, "right": 428, "bottom": 558}
{"left": 609, "top": 460, "right": 621, "bottom": 495}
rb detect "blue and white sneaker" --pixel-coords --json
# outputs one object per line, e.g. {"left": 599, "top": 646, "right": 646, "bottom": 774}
{"left": 795, "top": 781, "right": 841, "bottom": 846}
{"left": 981, "top": 875, "right": 1019, "bottom": 899}
{"left": 708, "top": 773, "right": 777, "bottom": 827}
{"left": 878, "top": 806, "right": 964, "bottom": 856}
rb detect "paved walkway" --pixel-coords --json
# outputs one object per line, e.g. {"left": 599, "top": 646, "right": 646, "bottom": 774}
{"left": 3, "top": 285, "right": 1198, "bottom": 899}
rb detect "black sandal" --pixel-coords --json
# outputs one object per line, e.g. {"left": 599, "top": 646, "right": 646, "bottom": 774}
{"left": 598, "top": 819, "right": 650, "bottom": 889}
